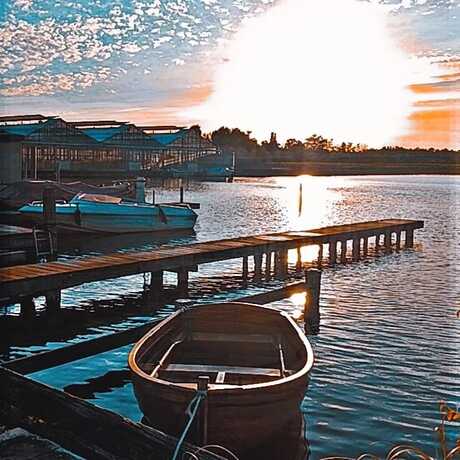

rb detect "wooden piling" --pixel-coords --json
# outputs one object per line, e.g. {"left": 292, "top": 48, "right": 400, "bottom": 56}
{"left": 340, "top": 240, "right": 347, "bottom": 263}
{"left": 45, "top": 290, "right": 61, "bottom": 316}
{"left": 352, "top": 238, "right": 360, "bottom": 261}
{"left": 396, "top": 231, "right": 401, "bottom": 249}
{"left": 43, "top": 187, "right": 57, "bottom": 261}
{"left": 179, "top": 186, "right": 184, "bottom": 203}
{"left": 317, "top": 244, "right": 323, "bottom": 267}
{"left": 150, "top": 271, "right": 163, "bottom": 299}
{"left": 265, "top": 252, "right": 272, "bottom": 280}
{"left": 276, "top": 249, "right": 288, "bottom": 278}
{"left": 296, "top": 247, "right": 302, "bottom": 272}
{"left": 304, "top": 269, "right": 321, "bottom": 335}
{"left": 329, "top": 240, "right": 337, "bottom": 265}
{"left": 242, "top": 256, "right": 248, "bottom": 285}
{"left": 20, "top": 296, "right": 35, "bottom": 321}
{"left": 406, "top": 229, "right": 414, "bottom": 247}
{"left": 254, "top": 252, "right": 263, "bottom": 280}
{"left": 363, "top": 236, "right": 369, "bottom": 256}
{"left": 384, "top": 231, "right": 392, "bottom": 253}
{"left": 177, "top": 269, "right": 189, "bottom": 294}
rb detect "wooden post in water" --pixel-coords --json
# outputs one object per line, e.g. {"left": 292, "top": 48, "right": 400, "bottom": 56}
{"left": 296, "top": 247, "right": 302, "bottom": 272}
{"left": 179, "top": 186, "right": 184, "bottom": 203}
{"left": 363, "top": 236, "right": 369, "bottom": 256}
{"left": 150, "top": 271, "right": 164, "bottom": 299}
{"left": 329, "top": 240, "right": 337, "bottom": 265}
{"left": 277, "top": 249, "right": 288, "bottom": 278}
{"left": 340, "top": 240, "right": 347, "bottom": 263}
{"left": 384, "top": 231, "right": 392, "bottom": 253}
{"left": 242, "top": 256, "right": 249, "bottom": 285}
{"left": 43, "top": 187, "right": 60, "bottom": 315}
{"left": 352, "top": 238, "right": 360, "bottom": 261}
{"left": 406, "top": 228, "right": 414, "bottom": 247}
{"left": 177, "top": 269, "right": 189, "bottom": 294}
{"left": 265, "top": 252, "right": 272, "bottom": 280}
{"left": 375, "top": 234, "right": 381, "bottom": 251}
{"left": 396, "top": 231, "right": 401, "bottom": 250}
{"left": 20, "top": 296, "right": 35, "bottom": 322}
{"left": 254, "top": 252, "right": 263, "bottom": 280}
{"left": 43, "top": 187, "right": 57, "bottom": 261}
{"left": 317, "top": 244, "right": 323, "bottom": 267}
{"left": 197, "top": 376, "right": 209, "bottom": 446}
{"left": 304, "top": 269, "right": 321, "bottom": 335}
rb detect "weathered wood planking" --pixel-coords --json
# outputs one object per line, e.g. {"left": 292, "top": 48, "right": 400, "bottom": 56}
{"left": 0, "top": 219, "right": 423, "bottom": 303}
{"left": 0, "top": 368, "right": 223, "bottom": 460}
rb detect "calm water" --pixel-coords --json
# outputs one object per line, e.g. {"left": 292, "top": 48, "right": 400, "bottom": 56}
{"left": 9, "top": 175, "right": 460, "bottom": 459}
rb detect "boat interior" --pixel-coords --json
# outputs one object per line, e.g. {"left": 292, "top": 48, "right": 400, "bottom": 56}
{"left": 136, "top": 305, "right": 307, "bottom": 387}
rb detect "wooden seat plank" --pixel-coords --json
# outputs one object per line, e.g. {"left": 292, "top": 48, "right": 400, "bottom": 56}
{"left": 164, "top": 364, "right": 281, "bottom": 377}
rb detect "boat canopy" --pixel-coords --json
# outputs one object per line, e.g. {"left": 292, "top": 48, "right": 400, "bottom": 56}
{"left": 71, "top": 193, "right": 122, "bottom": 204}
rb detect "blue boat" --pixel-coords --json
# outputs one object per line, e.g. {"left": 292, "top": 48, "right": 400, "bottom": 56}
{"left": 19, "top": 193, "right": 198, "bottom": 234}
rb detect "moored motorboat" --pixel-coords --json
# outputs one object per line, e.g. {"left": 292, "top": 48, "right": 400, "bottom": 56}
{"left": 18, "top": 193, "right": 197, "bottom": 233}
{"left": 128, "top": 302, "right": 314, "bottom": 458}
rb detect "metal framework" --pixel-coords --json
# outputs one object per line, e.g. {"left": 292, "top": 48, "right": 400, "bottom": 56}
{"left": 0, "top": 115, "right": 219, "bottom": 178}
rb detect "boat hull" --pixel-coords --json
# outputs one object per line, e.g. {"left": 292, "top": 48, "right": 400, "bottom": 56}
{"left": 129, "top": 303, "right": 314, "bottom": 458}
{"left": 18, "top": 202, "right": 197, "bottom": 233}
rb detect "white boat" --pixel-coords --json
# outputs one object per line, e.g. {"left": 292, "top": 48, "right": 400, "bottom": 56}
{"left": 18, "top": 193, "right": 198, "bottom": 234}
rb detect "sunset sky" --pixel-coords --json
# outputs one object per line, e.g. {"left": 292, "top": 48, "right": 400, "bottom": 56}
{"left": 0, "top": 0, "right": 458, "bottom": 149}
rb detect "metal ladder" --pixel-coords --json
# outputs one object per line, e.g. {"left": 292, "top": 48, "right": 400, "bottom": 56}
{"left": 32, "top": 228, "right": 54, "bottom": 262}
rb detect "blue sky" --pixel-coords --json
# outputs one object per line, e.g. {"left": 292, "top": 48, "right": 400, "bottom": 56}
{"left": 0, "top": 0, "right": 458, "bottom": 148}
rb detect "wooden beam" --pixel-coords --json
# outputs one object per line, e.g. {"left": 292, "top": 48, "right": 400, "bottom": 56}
{"left": 0, "top": 368, "right": 222, "bottom": 460}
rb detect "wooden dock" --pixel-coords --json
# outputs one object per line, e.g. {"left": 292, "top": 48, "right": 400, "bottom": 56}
{"left": 0, "top": 219, "right": 423, "bottom": 316}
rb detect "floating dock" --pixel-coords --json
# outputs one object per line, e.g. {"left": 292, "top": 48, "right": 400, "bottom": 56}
{"left": 0, "top": 219, "right": 423, "bottom": 317}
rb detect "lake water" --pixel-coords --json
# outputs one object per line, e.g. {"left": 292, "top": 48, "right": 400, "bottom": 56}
{"left": 6, "top": 175, "right": 460, "bottom": 459}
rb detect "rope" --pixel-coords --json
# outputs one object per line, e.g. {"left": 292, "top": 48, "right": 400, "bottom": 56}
{"left": 171, "top": 390, "right": 207, "bottom": 460}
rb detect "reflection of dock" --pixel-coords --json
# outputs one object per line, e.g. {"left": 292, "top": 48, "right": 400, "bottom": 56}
{"left": 0, "top": 219, "right": 423, "bottom": 316}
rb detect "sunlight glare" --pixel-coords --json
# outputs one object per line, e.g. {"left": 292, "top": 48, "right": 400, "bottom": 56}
{"left": 188, "top": 0, "right": 415, "bottom": 147}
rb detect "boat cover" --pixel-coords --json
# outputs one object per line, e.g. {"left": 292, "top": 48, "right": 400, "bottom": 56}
{"left": 0, "top": 180, "right": 133, "bottom": 210}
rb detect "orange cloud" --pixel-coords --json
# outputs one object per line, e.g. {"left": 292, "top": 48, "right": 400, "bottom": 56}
{"left": 398, "top": 107, "right": 460, "bottom": 149}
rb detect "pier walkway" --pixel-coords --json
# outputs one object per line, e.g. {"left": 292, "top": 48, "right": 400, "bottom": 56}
{"left": 0, "top": 219, "right": 423, "bottom": 313}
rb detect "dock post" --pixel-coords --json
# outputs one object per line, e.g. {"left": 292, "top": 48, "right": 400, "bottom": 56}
{"left": 276, "top": 249, "right": 288, "bottom": 278}
{"left": 135, "top": 177, "right": 146, "bottom": 203}
{"left": 296, "top": 247, "right": 302, "bottom": 272}
{"left": 265, "top": 252, "right": 272, "bottom": 280}
{"left": 20, "top": 296, "right": 35, "bottom": 321}
{"left": 406, "top": 228, "right": 414, "bottom": 247}
{"left": 179, "top": 186, "right": 184, "bottom": 203}
{"left": 45, "top": 290, "right": 61, "bottom": 316}
{"left": 352, "top": 238, "right": 360, "bottom": 261}
{"left": 177, "top": 269, "right": 189, "bottom": 295}
{"left": 150, "top": 271, "right": 164, "bottom": 299}
{"left": 317, "top": 244, "right": 323, "bottom": 267}
{"left": 340, "top": 240, "right": 347, "bottom": 263}
{"left": 43, "top": 187, "right": 57, "bottom": 261}
{"left": 363, "top": 236, "right": 369, "bottom": 256}
{"left": 304, "top": 269, "right": 321, "bottom": 335}
{"left": 384, "top": 231, "right": 392, "bottom": 253}
{"left": 396, "top": 231, "right": 401, "bottom": 249}
{"left": 329, "top": 240, "right": 337, "bottom": 265}
{"left": 375, "top": 234, "right": 381, "bottom": 251}
{"left": 197, "top": 376, "right": 209, "bottom": 445}
{"left": 254, "top": 252, "right": 263, "bottom": 281}
{"left": 242, "top": 256, "right": 249, "bottom": 285}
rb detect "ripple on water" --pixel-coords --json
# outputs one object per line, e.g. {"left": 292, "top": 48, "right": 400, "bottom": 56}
{"left": 13, "top": 176, "right": 460, "bottom": 459}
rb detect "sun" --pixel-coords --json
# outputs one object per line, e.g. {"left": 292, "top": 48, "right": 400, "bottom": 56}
{"left": 187, "top": 0, "right": 416, "bottom": 148}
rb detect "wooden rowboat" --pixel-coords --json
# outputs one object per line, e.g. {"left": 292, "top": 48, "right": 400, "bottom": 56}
{"left": 128, "top": 302, "right": 314, "bottom": 458}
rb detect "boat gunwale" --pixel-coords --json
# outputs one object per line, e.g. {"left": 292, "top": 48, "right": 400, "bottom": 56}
{"left": 128, "top": 302, "right": 314, "bottom": 394}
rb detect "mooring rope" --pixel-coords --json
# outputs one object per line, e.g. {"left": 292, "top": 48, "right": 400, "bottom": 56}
{"left": 171, "top": 390, "right": 207, "bottom": 460}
